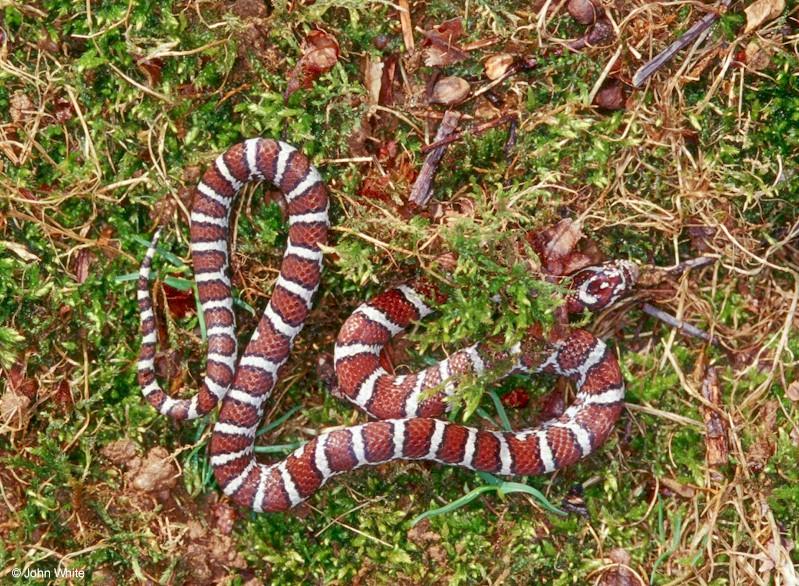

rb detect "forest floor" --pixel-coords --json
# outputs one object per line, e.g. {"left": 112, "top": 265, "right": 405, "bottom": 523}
{"left": 1, "top": 0, "right": 798, "bottom": 584}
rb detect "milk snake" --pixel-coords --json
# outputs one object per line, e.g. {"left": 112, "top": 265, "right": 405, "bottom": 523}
{"left": 137, "top": 139, "right": 638, "bottom": 512}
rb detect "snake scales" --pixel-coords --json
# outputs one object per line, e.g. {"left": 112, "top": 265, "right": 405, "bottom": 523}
{"left": 137, "top": 139, "right": 638, "bottom": 512}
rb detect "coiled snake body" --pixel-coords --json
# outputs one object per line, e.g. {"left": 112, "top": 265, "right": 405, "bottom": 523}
{"left": 137, "top": 139, "right": 638, "bottom": 512}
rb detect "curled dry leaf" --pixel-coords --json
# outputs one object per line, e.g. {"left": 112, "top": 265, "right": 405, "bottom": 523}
{"left": 744, "top": 41, "right": 773, "bottom": 71}
{"left": 536, "top": 386, "right": 566, "bottom": 423}
{"left": 544, "top": 218, "right": 584, "bottom": 265}
{"left": 422, "top": 18, "right": 467, "bottom": 67}
{"left": 136, "top": 57, "right": 164, "bottom": 86}
{"left": 1, "top": 240, "right": 40, "bottom": 262}
{"left": 608, "top": 548, "right": 631, "bottom": 566}
{"left": 7, "top": 363, "right": 36, "bottom": 399}
{"left": 586, "top": 17, "right": 615, "bottom": 46}
{"left": 597, "top": 550, "right": 643, "bottom": 586}
{"left": 594, "top": 79, "right": 626, "bottom": 111}
{"left": 52, "top": 97, "right": 74, "bottom": 123}
{"left": 528, "top": 218, "right": 602, "bottom": 276}
{"left": 483, "top": 53, "right": 515, "bottom": 80}
{"left": 365, "top": 55, "right": 384, "bottom": 104}
{"left": 164, "top": 283, "right": 195, "bottom": 318}
{"left": 430, "top": 76, "right": 470, "bottom": 105}
{"left": 0, "top": 390, "right": 31, "bottom": 434}
{"left": 744, "top": 0, "right": 785, "bottom": 33}
{"left": 786, "top": 380, "right": 799, "bottom": 402}
{"left": 74, "top": 249, "right": 93, "bottom": 284}
{"left": 568, "top": 0, "right": 599, "bottom": 25}
{"left": 285, "top": 30, "right": 340, "bottom": 99}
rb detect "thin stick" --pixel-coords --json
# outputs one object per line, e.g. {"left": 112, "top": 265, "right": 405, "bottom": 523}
{"left": 632, "top": 0, "right": 733, "bottom": 88}
{"left": 420, "top": 113, "right": 516, "bottom": 153}
{"left": 642, "top": 303, "right": 717, "bottom": 345}
{"left": 666, "top": 255, "right": 718, "bottom": 275}
{"left": 408, "top": 110, "right": 461, "bottom": 208}
{"left": 398, "top": 0, "right": 414, "bottom": 52}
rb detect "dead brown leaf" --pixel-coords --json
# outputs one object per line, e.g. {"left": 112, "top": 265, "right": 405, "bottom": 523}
{"left": 744, "top": 0, "right": 785, "bottom": 33}
{"left": 1, "top": 240, "right": 40, "bottom": 262}
{"left": 785, "top": 380, "right": 799, "bottom": 402}
{"left": 430, "top": 76, "right": 470, "bottom": 105}
{"left": 285, "top": 30, "right": 340, "bottom": 99}
{"left": 422, "top": 19, "right": 468, "bottom": 67}
{"left": 545, "top": 218, "right": 584, "bottom": 264}
{"left": 702, "top": 366, "right": 729, "bottom": 467}
{"left": 364, "top": 55, "right": 383, "bottom": 105}
{"left": 398, "top": 0, "right": 414, "bottom": 52}
{"left": 659, "top": 476, "right": 696, "bottom": 499}
{"left": 0, "top": 390, "right": 31, "bottom": 434}
{"left": 745, "top": 40, "right": 773, "bottom": 71}
{"left": 597, "top": 548, "right": 644, "bottom": 586}
{"left": 164, "top": 283, "right": 195, "bottom": 318}
{"left": 74, "top": 249, "right": 93, "bottom": 284}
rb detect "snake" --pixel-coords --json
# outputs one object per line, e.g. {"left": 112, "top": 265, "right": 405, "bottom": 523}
{"left": 137, "top": 139, "right": 638, "bottom": 512}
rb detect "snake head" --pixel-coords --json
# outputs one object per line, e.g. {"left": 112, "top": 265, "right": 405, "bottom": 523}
{"left": 566, "top": 260, "right": 639, "bottom": 313}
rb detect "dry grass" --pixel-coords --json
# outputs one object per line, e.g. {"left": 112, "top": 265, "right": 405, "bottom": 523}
{"left": 0, "top": 0, "right": 797, "bottom": 583}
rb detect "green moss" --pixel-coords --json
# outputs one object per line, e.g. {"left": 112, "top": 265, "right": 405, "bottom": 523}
{"left": 1, "top": 0, "right": 797, "bottom": 581}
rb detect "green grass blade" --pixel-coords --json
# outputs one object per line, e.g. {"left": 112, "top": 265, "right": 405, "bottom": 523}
{"left": 114, "top": 271, "right": 142, "bottom": 283}
{"left": 193, "top": 282, "right": 207, "bottom": 341}
{"left": 475, "top": 471, "right": 503, "bottom": 486}
{"left": 256, "top": 405, "right": 302, "bottom": 436}
{"left": 164, "top": 276, "right": 194, "bottom": 290}
{"left": 488, "top": 390, "right": 512, "bottom": 431}
{"left": 474, "top": 407, "right": 499, "bottom": 428}
{"left": 233, "top": 296, "right": 257, "bottom": 315}
{"left": 410, "top": 485, "right": 498, "bottom": 526}
{"left": 497, "top": 481, "right": 566, "bottom": 516}
{"left": 131, "top": 234, "right": 186, "bottom": 267}
{"left": 253, "top": 442, "right": 303, "bottom": 454}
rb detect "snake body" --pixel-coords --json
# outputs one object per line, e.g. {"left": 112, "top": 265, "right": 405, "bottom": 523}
{"left": 137, "top": 139, "right": 638, "bottom": 512}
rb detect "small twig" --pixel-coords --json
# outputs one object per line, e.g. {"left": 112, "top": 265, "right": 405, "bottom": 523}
{"left": 408, "top": 110, "right": 461, "bottom": 208}
{"left": 419, "top": 28, "right": 469, "bottom": 62}
{"left": 466, "top": 58, "right": 537, "bottom": 104}
{"left": 420, "top": 113, "right": 516, "bottom": 153}
{"left": 666, "top": 255, "right": 718, "bottom": 275}
{"left": 397, "top": 0, "right": 414, "bottom": 52}
{"left": 701, "top": 366, "right": 729, "bottom": 467}
{"left": 504, "top": 117, "right": 518, "bottom": 157}
{"left": 642, "top": 303, "right": 717, "bottom": 345}
{"left": 632, "top": 0, "right": 733, "bottom": 88}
